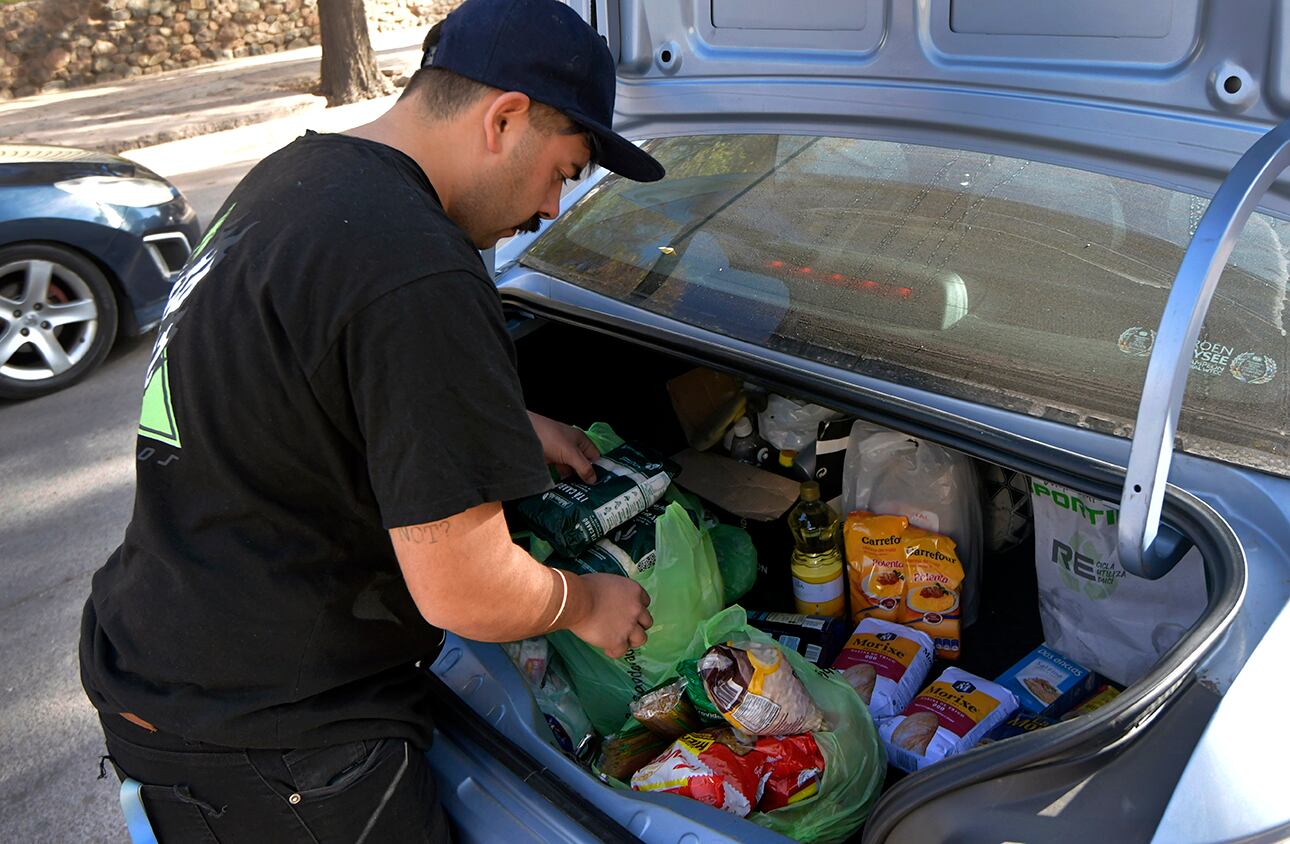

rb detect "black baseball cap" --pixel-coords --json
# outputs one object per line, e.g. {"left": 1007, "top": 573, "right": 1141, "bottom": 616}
{"left": 421, "top": 0, "right": 665, "bottom": 182}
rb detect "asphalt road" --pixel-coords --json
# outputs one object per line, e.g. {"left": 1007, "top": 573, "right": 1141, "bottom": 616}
{"left": 0, "top": 158, "right": 254, "bottom": 843}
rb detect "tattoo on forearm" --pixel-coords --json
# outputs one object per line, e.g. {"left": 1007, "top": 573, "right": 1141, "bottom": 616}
{"left": 397, "top": 521, "right": 451, "bottom": 544}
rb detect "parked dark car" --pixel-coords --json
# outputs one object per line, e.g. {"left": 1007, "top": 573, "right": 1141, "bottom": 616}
{"left": 0, "top": 144, "right": 200, "bottom": 399}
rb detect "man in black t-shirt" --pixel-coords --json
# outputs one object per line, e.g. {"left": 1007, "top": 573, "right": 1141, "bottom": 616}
{"left": 78, "top": 1, "right": 665, "bottom": 840}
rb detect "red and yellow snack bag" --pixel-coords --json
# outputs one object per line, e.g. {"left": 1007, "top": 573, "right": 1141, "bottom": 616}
{"left": 899, "top": 529, "right": 964, "bottom": 660}
{"left": 844, "top": 513, "right": 908, "bottom": 624}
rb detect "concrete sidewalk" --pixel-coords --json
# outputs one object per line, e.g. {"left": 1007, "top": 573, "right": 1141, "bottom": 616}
{"left": 0, "top": 28, "right": 425, "bottom": 155}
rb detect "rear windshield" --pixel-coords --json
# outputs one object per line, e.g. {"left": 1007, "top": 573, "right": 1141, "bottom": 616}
{"left": 522, "top": 135, "right": 1289, "bottom": 476}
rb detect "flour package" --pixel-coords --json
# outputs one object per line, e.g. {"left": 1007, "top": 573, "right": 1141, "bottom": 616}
{"left": 1030, "top": 478, "right": 1207, "bottom": 687}
{"left": 878, "top": 668, "right": 1018, "bottom": 772}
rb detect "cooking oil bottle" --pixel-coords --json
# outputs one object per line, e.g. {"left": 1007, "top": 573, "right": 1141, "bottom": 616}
{"left": 787, "top": 481, "right": 846, "bottom": 618}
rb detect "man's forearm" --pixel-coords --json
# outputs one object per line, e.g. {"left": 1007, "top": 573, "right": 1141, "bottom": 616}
{"left": 391, "top": 504, "right": 593, "bottom": 643}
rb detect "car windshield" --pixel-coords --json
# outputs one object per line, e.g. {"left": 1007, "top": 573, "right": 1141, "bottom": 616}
{"left": 521, "top": 135, "right": 1289, "bottom": 477}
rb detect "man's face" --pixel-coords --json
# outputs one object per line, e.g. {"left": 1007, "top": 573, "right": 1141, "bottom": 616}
{"left": 455, "top": 118, "right": 592, "bottom": 249}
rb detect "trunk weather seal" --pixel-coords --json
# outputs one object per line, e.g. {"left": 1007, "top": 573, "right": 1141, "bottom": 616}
{"left": 425, "top": 672, "right": 641, "bottom": 844}
{"left": 497, "top": 274, "right": 1246, "bottom": 842}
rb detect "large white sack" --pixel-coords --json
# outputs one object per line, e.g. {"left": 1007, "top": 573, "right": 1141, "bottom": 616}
{"left": 1030, "top": 478, "right": 1207, "bottom": 686}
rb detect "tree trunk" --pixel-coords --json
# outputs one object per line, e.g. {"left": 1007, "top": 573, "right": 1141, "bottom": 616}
{"left": 318, "top": 0, "right": 391, "bottom": 106}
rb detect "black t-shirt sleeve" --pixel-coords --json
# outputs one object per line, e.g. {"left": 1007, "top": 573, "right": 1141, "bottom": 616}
{"left": 335, "top": 272, "right": 552, "bottom": 528}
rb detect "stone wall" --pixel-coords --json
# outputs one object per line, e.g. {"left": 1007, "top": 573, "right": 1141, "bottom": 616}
{"left": 0, "top": 0, "right": 457, "bottom": 100}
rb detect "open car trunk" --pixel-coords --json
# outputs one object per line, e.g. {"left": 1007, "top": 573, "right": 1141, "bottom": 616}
{"left": 426, "top": 302, "right": 1244, "bottom": 844}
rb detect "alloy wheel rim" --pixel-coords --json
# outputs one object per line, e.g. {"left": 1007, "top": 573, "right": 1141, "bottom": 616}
{"left": 0, "top": 259, "right": 100, "bottom": 381}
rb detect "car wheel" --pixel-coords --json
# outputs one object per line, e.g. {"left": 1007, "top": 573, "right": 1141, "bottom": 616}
{"left": 0, "top": 244, "right": 119, "bottom": 400}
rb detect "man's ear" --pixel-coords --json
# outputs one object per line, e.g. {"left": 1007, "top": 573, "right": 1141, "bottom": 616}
{"left": 482, "top": 91, "right": 533, "bottom": 155}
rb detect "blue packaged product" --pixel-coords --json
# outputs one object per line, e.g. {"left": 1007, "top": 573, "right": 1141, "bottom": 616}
{"left": 980, "top": 711, "right": 1057, "bottom": 744}
{"left": 995, "top": 645, "right": 1098, "bottom": 718}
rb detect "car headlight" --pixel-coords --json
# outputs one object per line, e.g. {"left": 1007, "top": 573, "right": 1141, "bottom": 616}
{"left": 54, "top": 176, "right": 178, "bottom": 208}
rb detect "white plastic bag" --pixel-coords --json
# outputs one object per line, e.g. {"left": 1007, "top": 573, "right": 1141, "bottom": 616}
{"left": 1030, "top": 478, "right": 1207, "bottom": 686}
{"left": 841, "top": 425, "right": 984, "bottom": 627}
{"left": 757, "top": 394, "right": 844, "bottom": 454}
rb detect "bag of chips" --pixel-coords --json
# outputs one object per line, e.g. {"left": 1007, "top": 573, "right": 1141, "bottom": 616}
{"left": 831, "top": 618, "right": 935, "bottom": 720}
{"left": 698, "top": 642, "right": 829, "bottom": 736}
{"left": 879, "top": 667, "right": 1019, "bottom": 772}
{"left": 845, "top": 513, "right": 908, "bottom": 623}
{"left": 515, "top": 440, "right": 679, "bottom": 558}
{"left": 631, "top": 728, "right": 772, "bottom": 818}
{"left": 756, "top": 734, "right": 826, "bottom": 812}
{"left": 898, "top": 528, "right": 965, "bottom": 660}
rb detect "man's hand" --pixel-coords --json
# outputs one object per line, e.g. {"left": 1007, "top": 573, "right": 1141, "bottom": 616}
{"left": 528, "top": 411, "right": 600, "bottom": 483}
{"left": 562, "top": 573, "right": 653, "bottom": 659}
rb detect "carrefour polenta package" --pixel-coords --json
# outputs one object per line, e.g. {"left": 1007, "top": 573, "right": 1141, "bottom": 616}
{"left": 898, "top": 528, "right": 965, "bottom": 660}
{"left": 845, "top": 513, "right": 908, "bottom": 624}
{"left": 515, "top": 442, "right": 679, "bottom": 558}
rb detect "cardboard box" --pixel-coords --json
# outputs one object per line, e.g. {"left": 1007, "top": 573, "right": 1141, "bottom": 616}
{"left": 995, "top": 645, "right": 1097, "bottom": 718}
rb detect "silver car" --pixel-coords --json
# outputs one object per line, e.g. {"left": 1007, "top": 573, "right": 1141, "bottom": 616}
{"left": 426, "top": 2, "right": 1289, "bottom": 842}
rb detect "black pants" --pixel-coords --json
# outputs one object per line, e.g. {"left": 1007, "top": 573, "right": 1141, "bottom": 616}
{"left": 100, "top": 715, "right": 452, "bottom": 843}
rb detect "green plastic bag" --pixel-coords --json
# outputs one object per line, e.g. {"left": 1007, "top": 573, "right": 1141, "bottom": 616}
{"left": 685, "top": 606, "right": 887, "bottom": 843}
{"left": 547, "top": 501, "right": 725, "bottom": 735}
{"left": 709, "top": 524, "right": 757, "bottom": 605}
{"left": 666, "top": 482, "right": 755, "bottom": 606}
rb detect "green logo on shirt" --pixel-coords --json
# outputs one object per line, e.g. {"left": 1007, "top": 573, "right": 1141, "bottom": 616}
{"left": 139, "top": 352, "right": 180, "bottom": 448}
{"left": 138, "top": 202, "right": 243, "bottom": 448}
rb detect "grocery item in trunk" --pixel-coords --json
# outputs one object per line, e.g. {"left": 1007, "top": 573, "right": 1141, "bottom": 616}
{"left": 629, "top": 680, "right": 705, "bottom": 739}
{"left": 631, "top": 728, "right": 771, "bottom": 818}
{"left": 698, "top": 641, "right": 830, "bottom": 735}
{"left": 1031, "top": 477, "right": 1207, "bottom": 686}
{"left": 546, "top": 503, "right": 671, "bottom": 577}
{"left": 832, "top": 618, "right": 935, "bottom": 720}
{"left": 845, "top": 513, "right": 908, "bottom": 623}
{"left": 995, "top": 644, "right": 1097, "bottom": 718}
{"left": 515, "top": 441, "right": 679, "bottom": 558}
{"left": 758, "top": 394, "right": 845, "bottom": 459}
{"left": 898, "top": 528, "right": 966, "bottom": 660}
{"left": 597, "top": 722, "right": 673, "bottom": 781}
{"left": 979, "top": 711, "right": 1057, "bottom": 744}
{"left": 677, "top": 657, "right": 729, "bottom": 725}
{"left": 841, "top": 431, "right": 983, "bottom": 628}
{"left": 812, "top": 418, "right": 870, "bottom": 513}
{"left": 672, "top": 448, "right": 802, "bottom": 521}
{"left": 746, "top": 610, "right": 851, "bottom": 668}
{"left": 1060, "top": 683, "right": 1122, "bottom": 720}
{"left": 547, "top": 502, "right": 724, "bottom": 734}
{"left": 534, "top": 658, "right": 596, "bottom": 759}
{"left": 502, "top": 637, "right": 551, "bottom": 688}
{"left": 756, "top": 733, "right": 826, "bottom": 812}
{"left": 710, "top": 523, "right": 758, "bottom": 605}
{"left": 688, "top": 606, "right": 887, "bottom": 842}
{"left": 879, "top": 667, "right": 1019, "bottom": 772}
{"left": 788, "top": 481, "right": 847, "bottom": 618}
{"left": 667, "top": 367, "right": 747, "bottom": 451}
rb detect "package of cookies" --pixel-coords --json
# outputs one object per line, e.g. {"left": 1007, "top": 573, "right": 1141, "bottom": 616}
{"left": 995, "top": 644, "right": 1097, "bottom": 718}
{"left": 879, "top": 667, "right": 1019, "bottom": 772}
{"left": 832, "top": 618, "right": 935, "bottom": 720}
{"left": 845, "top": 513, "right": 909, "bottom": 624}
{"left": 898, "top": 529, "right": 965, "bottom": 660}
{"left": 698, "top": 642, "right": 829, "bottom": 736}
